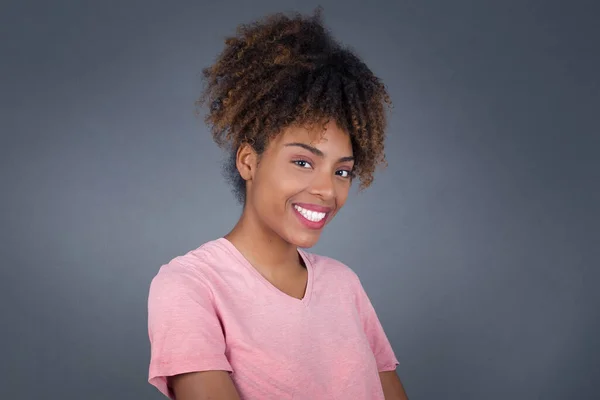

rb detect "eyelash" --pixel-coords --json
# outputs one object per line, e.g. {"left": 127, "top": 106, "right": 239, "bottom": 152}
{"left": 292, "top": 160, "right": 352, "bottom": 179}
{"left": 336, "top": 170, "right": 352, "bottom": 178}
{"left": 293, "top": 160, "right": 312, "bottom": 169}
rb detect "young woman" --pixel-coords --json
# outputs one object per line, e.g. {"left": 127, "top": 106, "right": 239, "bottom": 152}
{"left": 147, "top": 10, "right": 408, "bottom": 400}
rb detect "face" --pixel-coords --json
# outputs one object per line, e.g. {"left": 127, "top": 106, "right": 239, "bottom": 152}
{"left": 238, "top": 122, "right": 354, "bottom": 248}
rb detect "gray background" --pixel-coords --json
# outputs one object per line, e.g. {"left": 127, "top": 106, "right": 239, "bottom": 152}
{"left": 1, "top": 0, "right": 599, "bottom": 399}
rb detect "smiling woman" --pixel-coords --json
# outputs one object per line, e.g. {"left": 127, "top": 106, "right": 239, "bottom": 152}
{"left": 147, "top": 8, "right": 408, "bottom": 400}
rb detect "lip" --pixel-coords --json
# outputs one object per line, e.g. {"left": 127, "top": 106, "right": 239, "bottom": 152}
{"left": 292, "top": 203, "right": 333, "bottom": 230}
{"left": 293, "top": 203, "right": 333, "bottom": 213}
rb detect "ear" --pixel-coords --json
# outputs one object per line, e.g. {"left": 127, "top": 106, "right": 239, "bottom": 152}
{"left": 236, "top": 143, "right": 258, "bottom": 181}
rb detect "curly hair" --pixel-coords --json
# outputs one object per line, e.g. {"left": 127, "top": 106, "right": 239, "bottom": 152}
{"left": 197, "top": 8, "right": 391, "bottom": 203}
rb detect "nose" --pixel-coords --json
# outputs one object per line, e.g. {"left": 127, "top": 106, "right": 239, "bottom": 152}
{"left": 309, "top": 169, "right": 335, "bottom": 201}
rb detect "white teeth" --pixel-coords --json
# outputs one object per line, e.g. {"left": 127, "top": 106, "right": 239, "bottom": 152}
{"left": 294, "top": 205, "right": 327, "bottom": 222}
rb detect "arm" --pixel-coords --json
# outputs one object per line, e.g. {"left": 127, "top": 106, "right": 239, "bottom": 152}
{"left": 148, "top": 265, "right": 235, "bottom": 398}
{"left": 379, "top": 370, "right": 408, "bottom": 400}
{"left": 350, "top": 273, "right": 407, "bottom": 399}
{"left": 170, "top": 371, "right": 241, "bottom": 400}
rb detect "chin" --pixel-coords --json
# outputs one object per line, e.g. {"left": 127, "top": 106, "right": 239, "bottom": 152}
{"left": 287, "top": 232, "right": 322, "bottom": 249}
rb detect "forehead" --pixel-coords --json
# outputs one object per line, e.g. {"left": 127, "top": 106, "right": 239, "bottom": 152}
{"left": 273, "top": 122, "right": 352, "bottom": 151}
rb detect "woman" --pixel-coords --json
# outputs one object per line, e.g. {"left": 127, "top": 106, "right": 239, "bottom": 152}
{"left": 147, "top": 9, "right": 409, "bottom": 400}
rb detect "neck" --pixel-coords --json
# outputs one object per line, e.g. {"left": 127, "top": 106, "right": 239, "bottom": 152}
{"left": 224, "top": 204, "right": 301, "bottom": 274}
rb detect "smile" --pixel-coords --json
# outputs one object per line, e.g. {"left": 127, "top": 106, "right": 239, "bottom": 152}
{"left": 294, "top": 205, "right": 327, "bottom": 222}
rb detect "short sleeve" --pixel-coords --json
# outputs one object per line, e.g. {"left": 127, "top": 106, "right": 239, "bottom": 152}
{"left": 147, "top": 263, "right": 232, "bottom": 398}
{"left": 353, "top": 275, "right": 399, "bottom": 372}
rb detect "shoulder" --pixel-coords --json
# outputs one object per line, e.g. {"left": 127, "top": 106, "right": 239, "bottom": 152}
{"left": 149, "top": 238, "right": 233, "bottom": 297}
{"left": 301, "top": 250, "right": 362, "bottom": 287}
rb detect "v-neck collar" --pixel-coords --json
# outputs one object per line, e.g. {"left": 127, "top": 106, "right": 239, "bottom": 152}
{"left": 216, "top": 237, "right": 314, "bottom": 307}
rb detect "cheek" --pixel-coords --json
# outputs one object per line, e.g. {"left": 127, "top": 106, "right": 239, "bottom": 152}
{"left": 272, "top": 163, "right": 309, "bottom": 189}
{"left": 335, "top": 181, "right": 351, "bottom": 206}
{"left": 255, "top": 164, "right": 305, "bottom": 207}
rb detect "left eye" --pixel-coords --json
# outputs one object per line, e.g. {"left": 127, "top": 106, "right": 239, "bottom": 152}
{"left": 336, "top": 170, "right": 351, "bottom": 178}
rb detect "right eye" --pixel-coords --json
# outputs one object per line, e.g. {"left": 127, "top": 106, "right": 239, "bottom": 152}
{"left": 292, "top": 160, "right": 312, "bottom": 169}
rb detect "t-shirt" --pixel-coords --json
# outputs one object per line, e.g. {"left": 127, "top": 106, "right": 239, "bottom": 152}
{"left": 147, "top": 238, "right": 399, "bottom": 399}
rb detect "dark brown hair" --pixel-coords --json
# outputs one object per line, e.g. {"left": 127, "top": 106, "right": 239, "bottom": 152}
{"left": 197, "top": 8, "right": 391, "bottom": 203}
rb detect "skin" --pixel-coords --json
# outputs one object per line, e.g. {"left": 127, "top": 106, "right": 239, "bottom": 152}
{"left": 171, "top": 122, "right": 408, "bottom": 400}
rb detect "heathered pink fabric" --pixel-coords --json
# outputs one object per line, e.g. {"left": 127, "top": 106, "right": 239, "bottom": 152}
{"left": 148, "top": 238, "right": 398, "bottom": 399}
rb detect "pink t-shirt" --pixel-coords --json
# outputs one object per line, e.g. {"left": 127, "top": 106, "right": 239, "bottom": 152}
{"left": 147, "top": 238, "right": 398, "bottom": 399}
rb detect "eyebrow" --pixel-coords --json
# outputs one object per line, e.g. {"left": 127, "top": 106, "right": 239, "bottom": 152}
{"left": 284, "top": 142, "right": 355, "bottom": 162}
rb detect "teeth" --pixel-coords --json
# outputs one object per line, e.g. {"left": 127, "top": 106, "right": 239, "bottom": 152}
{"left": 294, "top": 205, "right": 327, "bottom": 222}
